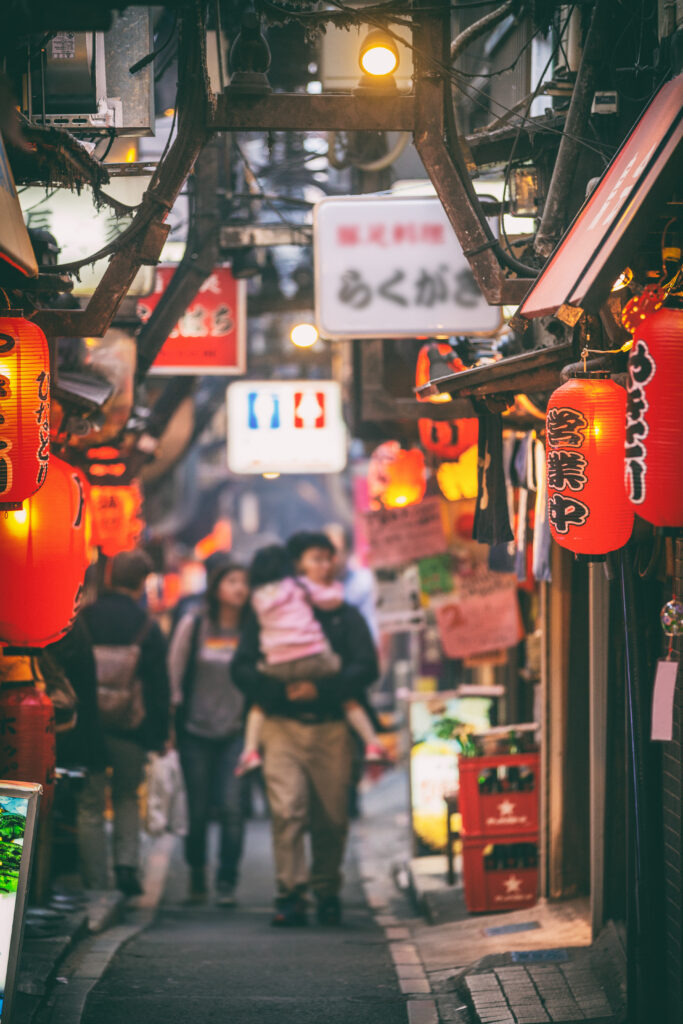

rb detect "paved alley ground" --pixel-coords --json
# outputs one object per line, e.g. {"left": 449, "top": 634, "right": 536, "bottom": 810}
{"left": 81, "top": 808, "right": 409, "bottom": 1024}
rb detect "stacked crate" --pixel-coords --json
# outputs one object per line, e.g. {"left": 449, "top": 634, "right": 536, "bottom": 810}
{"left": 458, "top": 752, "right": 540, "bottom": 913}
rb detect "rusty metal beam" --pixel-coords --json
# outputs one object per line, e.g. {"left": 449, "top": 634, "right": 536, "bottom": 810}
{"left": 412, "top": 0, "right": 534, "bottom": 306}
{"left": 211, "top": 92, "right": 415, "bottom": 133}
{"left": 33, "top": 2, "right": 213, "bottom": 339}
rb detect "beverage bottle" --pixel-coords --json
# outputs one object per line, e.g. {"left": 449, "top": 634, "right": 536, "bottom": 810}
{"left": 496, "top": 766, "right": 506, "bottom": 792}
{"left": 505, "top": 844, "right": 518, "bottom": 869}
{"left": 494, "top": 844, "right": 506, "bottom": 870}
{"left": 484, "top": 847, "right": 495, "bottom": 871}
{"left": 508, "top": 766, "right": 520, "bottom": 791}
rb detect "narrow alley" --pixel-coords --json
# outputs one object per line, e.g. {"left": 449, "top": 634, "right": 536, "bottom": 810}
{"left": 81, "top": 820, "right": 407, "bottom": 1024}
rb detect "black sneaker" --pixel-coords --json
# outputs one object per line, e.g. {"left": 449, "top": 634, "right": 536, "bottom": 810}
{"left": 271, "top": 894, "right": 308, "bottom": 927}
{"left": 188, "top": 867, "right": 207, "bottom": 903}
{"left": 316, "top": 895, "right": 342, "bottom": 926}
{"left": 115, "top": 866, "right": 143, "bottom": 897}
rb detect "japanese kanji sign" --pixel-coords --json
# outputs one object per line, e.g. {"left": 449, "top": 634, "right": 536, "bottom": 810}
{"left": 226, "top": 380, "right": 346, "bottom": 475}
{"left": 137, "top": 265, "right": 246, "bottom": 376}
{"left": 314, "top": 195, "right": 502, "bottom": 339}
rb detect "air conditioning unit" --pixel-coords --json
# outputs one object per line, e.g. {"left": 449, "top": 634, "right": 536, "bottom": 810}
{"left": 22, "top": 9, "right": 154, "bottom": 135}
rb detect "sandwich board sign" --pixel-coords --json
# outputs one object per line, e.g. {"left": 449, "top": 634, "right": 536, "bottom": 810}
{"left": 314, "top": 195, "right": 502, "bottom": 339}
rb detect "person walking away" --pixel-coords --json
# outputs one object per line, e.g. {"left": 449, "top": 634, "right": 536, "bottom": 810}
{"left": 232, "top": 531, "right": 378, "bottom": 927}
{"left": 47, "top": 617, "right": 108, "bottom": 881}
{"left": 236, "top": 544, "right": 386, "bottom": 776}
{"left": 80, "top": 549, "right": 169, "bottom": 896}
{"left": 168, "top": 564, "right": 250, "bottom": 905}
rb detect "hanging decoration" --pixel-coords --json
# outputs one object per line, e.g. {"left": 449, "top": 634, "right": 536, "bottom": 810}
{"left": 0, "top": 679, "right": 56, "bottom": 813}
{"left": 622, "top": 303, "right": 683, "bottom": 528}
{"left": 0, "top": 310, "right": 50, "bottom": 510}
{"left": 546, "top": 373, "right": 633, "bottom": 558}
{"left": 0, "top": 455, "right": 89, "bottom": 648}
{"left": 415, "top": 341, "right": 463, "bottom": 403}
{"left": 415, "top": 341, "right": 478, "bottom": 459}
{"left": 383, "top": 448, "right": 426, "bottom": 508}
{"left": 436, "top": 445, "right": 479, "bottom": 502}
{"left": 418, "top": 417, "right": 479, "bottom": 462}
{"left": 90, "top": 482, "right": 144, "bottom": 557}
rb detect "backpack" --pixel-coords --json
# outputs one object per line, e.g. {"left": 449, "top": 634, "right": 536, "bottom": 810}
{"left": 91, "top": 619, "right": 152, "bottom": 732}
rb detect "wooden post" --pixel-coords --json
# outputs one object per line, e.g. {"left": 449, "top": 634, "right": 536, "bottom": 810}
{"left": 589, "top": 562, "right": 609, "bottom": 936}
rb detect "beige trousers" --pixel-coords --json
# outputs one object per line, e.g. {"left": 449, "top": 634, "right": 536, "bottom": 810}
{"left": 261, "top": 717, "right": 352, "bottom": 900}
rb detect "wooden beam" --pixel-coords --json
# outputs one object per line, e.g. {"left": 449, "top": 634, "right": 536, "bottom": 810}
{"left": 211, "top": 92, "right": 416, "bottom": 133}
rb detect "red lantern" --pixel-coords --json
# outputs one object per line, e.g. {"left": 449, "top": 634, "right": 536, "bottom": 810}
{"left": 0, "top": 455, "right": 89, "bottom": 648}
{"left": 0, "top": 310, "right": 50, "bottom": 509}
{"left": 415, "top": 342, "right": 464, "bottom": 402}
{"left": 383, "top": 449, "right": 426, "bottom": 508}
{"left": 0, "top": 681, "right": 56, "bottom": 813}
{"left": 624, "top": 307, "right": 683, "bottom": 528}
{"left": 546, "top": 373, "right": 633, "bottom": 558}
{"left": 416, "top": 341, "right": 478, "bottom": 459}
{"left": 418, "top": 417, "right": 479, "bottom": 461}
{"left": 90, "top": 482, "right": 143, "bottom": 557}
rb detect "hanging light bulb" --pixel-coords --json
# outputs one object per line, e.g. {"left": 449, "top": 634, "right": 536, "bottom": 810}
{"left": 290, "top": 323, "right": 319, "bottom": 349}
{"left": 359, "top": 30, "right": 399, "bottom": 77}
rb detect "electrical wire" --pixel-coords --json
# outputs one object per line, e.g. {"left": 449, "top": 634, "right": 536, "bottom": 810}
{"left": 234, "top": 141, "right": 313, "bottom": 235}
{"left": 130, "top": 13, "right": 178, "bottom": 75}
{"left": 498, "top": 5, "right": 576, "bottom": 265}
{"left": 320, "top": 0, "right": 613, "bottom": 162}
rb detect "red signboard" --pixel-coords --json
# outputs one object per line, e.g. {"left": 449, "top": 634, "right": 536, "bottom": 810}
{"left": 137, "top": 265, "right": 246, "bottom": 375}
{"left": 520, "top": 73, "right": 683, "bottom": 318}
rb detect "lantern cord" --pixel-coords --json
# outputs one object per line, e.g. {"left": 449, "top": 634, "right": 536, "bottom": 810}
{"left": 580, "top": 340, "right": 633, "bottom": 371}
{"left": 0, "top": 288, "right": 11, "bottom": 309}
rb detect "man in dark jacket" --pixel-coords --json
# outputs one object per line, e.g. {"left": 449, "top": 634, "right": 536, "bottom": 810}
{"left": 232, "top": 531, "right": 378, "bottom": 927}
{"left": 80, "top": 549, "right": 170, "bottom": 896}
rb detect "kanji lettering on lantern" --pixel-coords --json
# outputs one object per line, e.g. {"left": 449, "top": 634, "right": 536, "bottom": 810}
{"left": 546, "top": 406, "right": 588, "bottom": 447}
{"left": 625, "top": 338, "right": 655, "bottom": 504}
{"left": 548, "top": 492, "right": 590, "bottom": 534}
{"left": 547, "top": 450, "right": 588, "bottom": 492}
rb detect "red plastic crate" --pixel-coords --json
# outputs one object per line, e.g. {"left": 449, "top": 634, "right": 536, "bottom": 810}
{"left": 458, "top": 753, "right": 539, "bottom": 837}
{"left": 462, "top": 834, "right": 539, "bottom": 914}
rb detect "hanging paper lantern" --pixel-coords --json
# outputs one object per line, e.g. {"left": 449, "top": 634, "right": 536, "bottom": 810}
{"left": 0, "top": 310, "right": 50, "bottom": 509}
{"left": 418, "top": 417, "right": 479, "bottom": 461}
{"left": 415, "top": 341, "right": 464, "bottom": 403}
{"left": 0, "top": 682, "right": 56, "bottom": 813}
{"left": 90, "top": 482, "right": 144, "bottom": 557}
{"left": 436, "top": 445, "right": 479, "bottom": 502}
{"left": 383, "top": 449, "right": 426, "bottom": 508}
{"left": 546, "top": 373, "right": 633, "bottom": 558}
{"left": 0, "top": 455, "right": 89, "bottom": 648}
{"left": 623, "top": 306, "right": 683, "bottom": 528}
{"left": 415, "top": 341, "right": 478, "bottom": 458}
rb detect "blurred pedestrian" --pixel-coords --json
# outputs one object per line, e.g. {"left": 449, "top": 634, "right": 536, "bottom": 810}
{"left": 237, "top": 544, "right": 386, "bottom": 776}
{"left": 233, "top": 531, "right": 378, "bottom": 927}
{"left": 80, "top": 549, "right": 170, "bottom": 896}
{"left": 168, "top": 563, "right": 250, "bottom": 905}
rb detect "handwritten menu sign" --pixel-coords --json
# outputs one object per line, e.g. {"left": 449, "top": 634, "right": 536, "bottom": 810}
{"left": 433, "top": 569, "right": 522, "bottom": 659}
{"left": 366, "top": 497, "right": 447, "bottom": 569}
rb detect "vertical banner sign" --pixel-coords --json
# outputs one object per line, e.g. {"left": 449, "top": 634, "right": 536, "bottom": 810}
{"left": 137, "top": 265, "right": 246, "bottom": 375}
{"left": 0, "top": 782, "right": 41, "bottom": 1024}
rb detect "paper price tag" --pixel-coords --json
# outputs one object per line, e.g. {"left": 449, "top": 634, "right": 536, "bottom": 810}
{"left": 651, "top": 659, "right": 679, "bottom": 742}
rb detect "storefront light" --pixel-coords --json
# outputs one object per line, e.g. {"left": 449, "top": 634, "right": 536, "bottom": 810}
{"left": 290, "top": 323, "right": 319, "bottom": 348}
{"left": 359, "top": 31, "right": 399, "bottom": 77}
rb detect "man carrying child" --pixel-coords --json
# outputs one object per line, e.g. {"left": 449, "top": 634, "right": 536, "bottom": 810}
{"left": 232, "top": 531, "right": 378, "bottom": 927}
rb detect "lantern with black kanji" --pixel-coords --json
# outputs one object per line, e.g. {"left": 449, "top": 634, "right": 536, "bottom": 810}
{"left": 0, "top": 455, "right": 89, "bottom": 648}
{"left": 0, "top": 309, "right": 50, "bottom": 509}
{"left": 624, "top": 306, "right": 683, "bottom": 528}
{"left": 90, "top": 482, "right": 143, "bottom": 557}
{"left": 383, "top": 449, "right": 426, "bottom": 508}
{"left": 546, "top": 373, "right": 633, "bottom": 558}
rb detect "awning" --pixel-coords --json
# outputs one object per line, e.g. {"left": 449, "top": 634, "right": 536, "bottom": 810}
{"left": 519, "top": 72, "right": 683, "bottom": 319}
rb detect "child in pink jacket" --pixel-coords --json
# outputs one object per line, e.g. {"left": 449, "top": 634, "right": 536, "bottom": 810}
{"left": 236, "top": 545, "right": 385, "bottom": 775}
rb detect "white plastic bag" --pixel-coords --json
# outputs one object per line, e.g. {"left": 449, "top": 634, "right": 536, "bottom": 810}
{"left": 145, "top": 749, "right": 189, "bottom": 837}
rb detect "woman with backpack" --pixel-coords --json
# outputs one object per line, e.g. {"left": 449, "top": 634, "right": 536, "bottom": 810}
{"left": 168, "top": 563, "right": 250, "bottom": 905}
